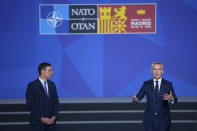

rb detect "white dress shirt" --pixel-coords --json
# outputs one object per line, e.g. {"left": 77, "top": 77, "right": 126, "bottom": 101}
{"left": 153, "top": 78, "right": 162, "bottom": 91}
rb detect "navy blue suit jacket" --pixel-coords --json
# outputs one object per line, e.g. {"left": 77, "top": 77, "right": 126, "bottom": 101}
{"left": 26, "top": 79, "right": 59, "bottom": 125}
{"left": 136, "top": 79, "right": 177, "bottom": 126}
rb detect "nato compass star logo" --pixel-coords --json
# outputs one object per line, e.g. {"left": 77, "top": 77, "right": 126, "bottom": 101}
{"left": 40, "top": 5, "right": 69, "bottom": 34}
{"left": 46, "top": 11, "right": 63, "bottom": 28}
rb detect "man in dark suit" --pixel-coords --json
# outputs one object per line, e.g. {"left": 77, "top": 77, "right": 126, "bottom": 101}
{"left": 26, "top": 62, "right": 59, "bottom": 131}
{"left": 133, "top": 62, "right": 177, "bottom": 131}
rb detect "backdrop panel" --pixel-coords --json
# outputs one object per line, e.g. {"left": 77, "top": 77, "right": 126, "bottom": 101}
{"left": 0, "top": 0, "right": 197, "bottom": 98}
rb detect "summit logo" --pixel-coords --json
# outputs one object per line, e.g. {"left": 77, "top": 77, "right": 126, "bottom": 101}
{"left": 39, "top": 4, "right": 156, "bottom": 35}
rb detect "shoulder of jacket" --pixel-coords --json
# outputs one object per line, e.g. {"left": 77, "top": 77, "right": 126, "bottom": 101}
{"left": 162, "top": 78, "right": 172, "bottom": 84}
{"left": 28, "top": 79, "right": 39, "bottom": 87}
{"left": 47, "top": 80, "right": 55, "bottom": 85}
{"left": 144, "top": 79, "right": 152, "bottom": 84}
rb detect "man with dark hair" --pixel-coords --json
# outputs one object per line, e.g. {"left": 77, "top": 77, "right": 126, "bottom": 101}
{"left": 26, "top": 62, "right": 59, "bottom": 131}
{"left": 133, "top": 62, "right": 177, "bottom": 131}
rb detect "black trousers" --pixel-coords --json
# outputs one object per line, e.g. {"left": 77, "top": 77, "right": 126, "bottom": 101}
{"left": 31, "top": 123, "right": 56, "bottom": 131}
{"left": 145, "top": 115, "right": 170, "bottom": 131}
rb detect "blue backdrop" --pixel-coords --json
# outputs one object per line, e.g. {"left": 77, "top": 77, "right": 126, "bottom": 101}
{"left": 0, "top": 0, "right": 197, "bottom": 98}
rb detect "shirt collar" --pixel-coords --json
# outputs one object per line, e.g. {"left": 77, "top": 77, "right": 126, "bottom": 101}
{"left": 153, "top": 78, "right": 162, "bottom": 83}
{"left": 39, "top": 77, "right": 47, "bottom": 85}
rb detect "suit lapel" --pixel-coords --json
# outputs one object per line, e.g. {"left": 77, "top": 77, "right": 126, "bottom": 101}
{"left": 150, "top": 80, "right": 154, "bottom": 96}
{"left": 36, "top": 79, "right": 48, "bottom": 97}
{"left": 159, "top": 79, "right": 165, "bottom": 96}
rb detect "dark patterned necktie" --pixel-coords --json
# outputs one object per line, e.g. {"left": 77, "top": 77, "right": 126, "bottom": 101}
{"left": 154, "top": 80, "right": 159, "bottom": 97}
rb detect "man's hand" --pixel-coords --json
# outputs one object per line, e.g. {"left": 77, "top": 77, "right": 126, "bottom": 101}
{"left": 41, "top": 117, "right": 50, "bottom": 124}
{"left": 133, "top": 92, "right": 139, "bottom": 102}
{"left": 41, "top": 117, "right": 55, "bottom": 125}
{"left": 48, "top": 116, "right": 56, "bottom": 124}
{"left": 163, "top": 91, "right": 174, "bottom": 101}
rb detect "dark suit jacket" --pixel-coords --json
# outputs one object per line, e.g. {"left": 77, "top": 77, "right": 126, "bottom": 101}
{"left": 26, "top": 79, "right": 59, "bottom": 126}
{"left": 136, "top": 79, "right": 177, "bottom": 126}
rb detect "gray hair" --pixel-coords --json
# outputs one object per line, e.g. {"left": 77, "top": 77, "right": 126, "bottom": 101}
{"left": 151, "top": 62, "right": 164, "bottom": 70}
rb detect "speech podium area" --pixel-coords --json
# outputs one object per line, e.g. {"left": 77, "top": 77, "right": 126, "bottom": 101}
{"left": 0, "top": 97, "right": 196, "bottom": 131}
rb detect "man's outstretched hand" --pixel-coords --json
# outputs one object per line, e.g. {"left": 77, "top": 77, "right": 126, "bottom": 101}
{"left": 163, "top": 91, "right": 174, "bottom": 101}
{"left": 133, "top": 92, "right": 139, "bottom": 102}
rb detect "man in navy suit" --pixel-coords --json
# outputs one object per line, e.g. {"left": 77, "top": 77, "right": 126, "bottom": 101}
{"left": 26, "top": 62, "right": 59, "bottom": 131}
{"left": 133, "top": 62, "right": 177, "bottom": 131}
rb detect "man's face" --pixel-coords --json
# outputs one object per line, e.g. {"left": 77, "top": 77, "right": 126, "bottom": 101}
{"left": 41, "top": 66, "right": 53, "bottom": 79}
{"left": 152, "top": 64, "right": 163, "bottom": 79}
